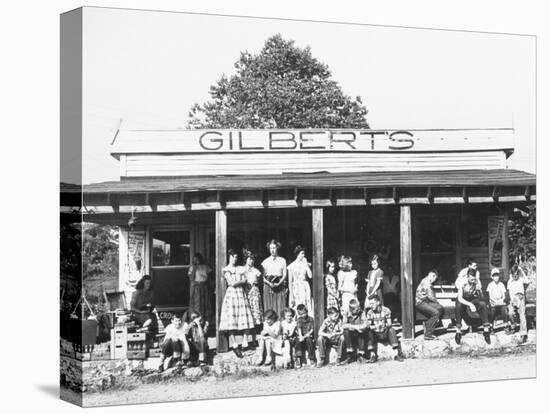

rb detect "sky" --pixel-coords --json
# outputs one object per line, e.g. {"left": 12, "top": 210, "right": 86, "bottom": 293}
{"left": 75, "top": 7, "right": 536, "bottom": 184}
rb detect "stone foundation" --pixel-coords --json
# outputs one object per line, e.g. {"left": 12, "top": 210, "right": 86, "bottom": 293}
{"left": 61, "top": 330, "right": 536, "bottom": 396}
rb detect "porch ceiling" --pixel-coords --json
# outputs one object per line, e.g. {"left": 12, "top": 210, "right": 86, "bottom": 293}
{"left": 64, "top": 169, "right": 535, "bottom": 194}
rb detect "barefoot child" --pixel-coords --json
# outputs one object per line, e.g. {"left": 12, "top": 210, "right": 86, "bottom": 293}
{"left": 255, "top": 310, "right": 282, "bottom": 366}
{"left": 295, "top": 304, "right": 316, "bottom": 368}
{"left": 280, "top": 308, "right": 297, "bottom": 368}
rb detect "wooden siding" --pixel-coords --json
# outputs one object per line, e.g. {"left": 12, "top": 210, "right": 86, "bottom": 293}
{"left": 122, "top": 151, "right": 506, "bottom": 177}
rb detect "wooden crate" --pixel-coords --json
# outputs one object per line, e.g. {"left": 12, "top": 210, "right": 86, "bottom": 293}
{"left": 127, "top": 350, "right": 147, "bottom": 360}
{"left": 127, "top": 332, "right": 146, "bottom": 342}
{"left": 110, "top": 343, "right": 128, "bottom": 359}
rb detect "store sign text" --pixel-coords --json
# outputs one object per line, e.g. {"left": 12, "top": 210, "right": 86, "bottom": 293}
{"left": 198, "top": 130, "right": 415, "bottom": 152}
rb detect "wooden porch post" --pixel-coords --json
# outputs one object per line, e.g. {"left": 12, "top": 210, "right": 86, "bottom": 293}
{"left": 312, "top": 208, "right": 325, "bottom": 337}
{"left": 502, "top": 208, "right": 510, "bottom": 278}
{"left": 215, "top": 209, "right": 228, "bottom": 352}
{"left": 400, "top": 205, "right": 414, "bottom": 339}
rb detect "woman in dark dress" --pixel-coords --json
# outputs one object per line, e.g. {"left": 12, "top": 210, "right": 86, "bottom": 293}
{"left": 261, "top": 240, "right": 288, "bottom": 317}
{"left": 131, "top": 275, "right": 158, "bottom": 335}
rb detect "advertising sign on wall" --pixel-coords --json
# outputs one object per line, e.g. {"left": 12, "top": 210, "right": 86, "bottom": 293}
{"left": 488, "top": 215, "right": 504, "bottom": 268}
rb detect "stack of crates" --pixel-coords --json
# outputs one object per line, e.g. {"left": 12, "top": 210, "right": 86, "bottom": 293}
{"left": 110, "top": 324, "right": 128, "bottom": 359}
{"left": 127, "top": 332, "right": 147, "bottom": 360}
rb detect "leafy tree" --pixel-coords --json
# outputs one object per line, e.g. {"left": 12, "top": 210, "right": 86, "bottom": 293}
{"left": 508, "top": 204, "right": 536, "bottom": 265}
{"left": 188, "top": 34, "right": 369, "bottom": 129}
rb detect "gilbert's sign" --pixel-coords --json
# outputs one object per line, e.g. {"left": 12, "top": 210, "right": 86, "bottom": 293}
{"left": 112, "top": 128, "right": 514, "bottom": 155}
{"left": 198, "top": 130, "right": 415, "bottom": 151}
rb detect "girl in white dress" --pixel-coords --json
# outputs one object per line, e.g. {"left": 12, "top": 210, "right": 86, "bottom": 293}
{"left": 288, "top": 245, "right": 313, "bottom": 314}
{"left": 337, "top": 255, "right": 357, "bottom": 313}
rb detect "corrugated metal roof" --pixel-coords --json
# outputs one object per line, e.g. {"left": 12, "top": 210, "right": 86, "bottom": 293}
{"left": 62, "top": 169, "right": 536, "bottom": 194}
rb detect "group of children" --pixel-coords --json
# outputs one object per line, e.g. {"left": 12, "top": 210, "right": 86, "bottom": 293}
{"left": 486, "top": 264, "right": 530, "bottom": 339}
{"left": 325, "top": 254, "right": 393, "bottom": 314}
{"left": 416, "top": 259, "right": 532, "bottom": 344}
{"left": 255, "top": 295, "right": 404, "bottom": 369}
{"left": 158, "top": 309, "right": 209, "bottom": 372}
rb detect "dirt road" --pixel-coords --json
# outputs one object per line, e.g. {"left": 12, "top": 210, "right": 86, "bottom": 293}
{"left": 82, "top": 351, "right": 536, "bottom": 407}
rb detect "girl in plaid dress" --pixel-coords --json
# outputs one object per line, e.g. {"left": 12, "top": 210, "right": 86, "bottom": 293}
{"left": 325, "top": 260, "right": 340, "bottom": 313}
{"left": 243, "top": 249, "right": 263, "bottom": 328}
{"left": 219, "top": 249, "right": 255, "bottom": 357}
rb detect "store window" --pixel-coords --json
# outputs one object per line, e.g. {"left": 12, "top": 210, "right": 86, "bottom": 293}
{"left": 151, "top": 229, "right": 192, "bottom": 309}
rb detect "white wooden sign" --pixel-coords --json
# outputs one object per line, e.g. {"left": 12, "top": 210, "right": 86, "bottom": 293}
{"left": 112, "top": 128, "right": 514, "bottom": 155}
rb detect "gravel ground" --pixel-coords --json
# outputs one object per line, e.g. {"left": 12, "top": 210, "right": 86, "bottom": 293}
{"left": 81, "top": 348, "right": 536, "bottom": 407}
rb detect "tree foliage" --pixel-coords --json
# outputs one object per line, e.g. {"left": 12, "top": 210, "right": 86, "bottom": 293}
{"left": 188, "top": 34, "right": 369, "bottom": 129}
{"left": 508, "top": 204, "right": 536, "bottom": 265}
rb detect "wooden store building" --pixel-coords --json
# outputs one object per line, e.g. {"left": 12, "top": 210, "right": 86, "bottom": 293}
{"left": 60, "top": 128, "right": 536, "bottom": 351}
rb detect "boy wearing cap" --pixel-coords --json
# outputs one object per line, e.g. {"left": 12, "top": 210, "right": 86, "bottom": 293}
{"left": 486, "top": 268, "right": 509, "bottom": 331}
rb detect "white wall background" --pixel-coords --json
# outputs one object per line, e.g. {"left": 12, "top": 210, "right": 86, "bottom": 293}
{"left": 78, "top": 6, "right": 536, "bottom": 184}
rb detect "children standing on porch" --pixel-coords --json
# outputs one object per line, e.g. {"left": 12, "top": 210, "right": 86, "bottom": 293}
{"left": 338, "top": 256, "right": 357, "bottom": 314}
{"left": 325, "top": 260, "right": 340, "bottom": 313}
{"left": 219, "top": 249, "right": 256, "bottom": 358}
{"left": 365, "top": 255, "right": 384, "bottom": 306}
{"left": 242, "top": 249, "right": 263, "bottom": 330}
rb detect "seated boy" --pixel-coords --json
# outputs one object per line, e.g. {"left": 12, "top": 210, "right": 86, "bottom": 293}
{"left": 455, "top": 269, "right": 491, "bottom": 345}
{"left": 316, "top": 307, "right": 344, "bottom": 367}
{"left": 507, "top": 265, "right": 529, "bottom": 343}
{"left": 158, "top": 313, "right": 190, "bottom": 372}
{"left": 295, "top": 304, "right": 316, "bottom": 368}
{"left": 486, "top": 268, "right": 509, "bottom": 330}
{"left": 338, "top": 298, "right": 368, "bottom": 364}
{"left": 185, "top": 309, "right": 209, "bottom": 367}
{"left": 365, "top": 295, "right": 404, "bottom": 362}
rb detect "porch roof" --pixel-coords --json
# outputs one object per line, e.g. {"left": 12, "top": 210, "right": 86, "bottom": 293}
{"left": 65, "top": 169, "right": 535, "bottom": 194}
